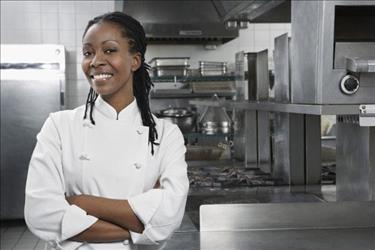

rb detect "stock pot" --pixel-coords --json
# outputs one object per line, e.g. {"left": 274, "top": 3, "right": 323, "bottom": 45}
{"left": 157, "top": 107, "right": 196, "bottom": 133}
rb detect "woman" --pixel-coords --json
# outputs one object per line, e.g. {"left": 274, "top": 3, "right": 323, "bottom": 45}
{"left": 24, "top": 11, "right": 189, "bottom": 250}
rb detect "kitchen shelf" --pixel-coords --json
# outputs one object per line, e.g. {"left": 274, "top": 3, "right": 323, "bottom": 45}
{"left": 189, "top": 100, "right": 361, "bottom": 115}
{"left": 151, "top": 75, "right": 236, "bottom": 82}
{"left": 151, "top": 90, "right": 236, "bottom": 99}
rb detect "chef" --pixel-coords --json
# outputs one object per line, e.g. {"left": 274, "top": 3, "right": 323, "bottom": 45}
{"left": 24, "top": 11, "right": 189, "bottom": 250}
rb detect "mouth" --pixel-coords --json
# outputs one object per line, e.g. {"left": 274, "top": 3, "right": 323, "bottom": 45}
{"left": 90, "top": 73, "right": 113, "bottom": 81}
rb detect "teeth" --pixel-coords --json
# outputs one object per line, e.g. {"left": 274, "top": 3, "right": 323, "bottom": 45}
{"left": 92, "top": 74, "right": 113, "bottom": 80}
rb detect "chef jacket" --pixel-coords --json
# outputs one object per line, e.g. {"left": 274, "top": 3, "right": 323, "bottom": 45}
{"left": 24, "top": 96, "right": 189, "bottom": 250}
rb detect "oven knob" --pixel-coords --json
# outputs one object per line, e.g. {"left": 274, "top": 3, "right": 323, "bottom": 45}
{"left": 340, "top": 75, "right": 359, "bottom": 95}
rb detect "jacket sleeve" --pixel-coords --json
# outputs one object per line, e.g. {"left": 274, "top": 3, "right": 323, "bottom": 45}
{"left": 24, "top": 114, "right": 98, "bottom": 247}
{"left": 128, "top": 125, "right": 189, "bottom": 245}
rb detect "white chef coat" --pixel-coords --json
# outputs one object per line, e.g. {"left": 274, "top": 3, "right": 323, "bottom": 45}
{"left": 24, "top": 96, "right": 189, "bottom": 250}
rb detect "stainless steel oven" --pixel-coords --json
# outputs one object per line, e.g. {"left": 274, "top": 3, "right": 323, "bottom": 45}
{"left": 291, "top": 1, "right": 375, "bottom": 104}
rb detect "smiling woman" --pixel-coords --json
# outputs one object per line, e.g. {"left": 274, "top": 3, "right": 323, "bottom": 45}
{"left": 24, "top": 12, "right": 189, "bottom": 250}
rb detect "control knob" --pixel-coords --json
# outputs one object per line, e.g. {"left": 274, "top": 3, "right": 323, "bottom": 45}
{"left": 340, "top": 75, "right": 359, "bottom": 95}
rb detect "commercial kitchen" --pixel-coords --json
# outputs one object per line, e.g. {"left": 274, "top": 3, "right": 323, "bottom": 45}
{"left": 1, "top": 1, "right": 374, "bottom": 249}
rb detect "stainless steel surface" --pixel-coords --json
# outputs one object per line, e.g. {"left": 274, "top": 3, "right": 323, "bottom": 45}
{"left": 121, "top": 1, "right": 239, "bottom": 44}
{"left": 198, "top": 94, "right": 232, "bottom": 135}
{"left": 247, "top": 50, "right": 269, "bottom": 101}
{"left": 359, "top": 104, "right": 375, "bottom": 126}
{"left": 212, "top": 0, "right": 290, "bottom": 23}
{"left": 0, "top": 44, "right": 65, "bottom": 219}
{"left": 273, "top": 33, "right": 290, "bottom": 102}
{"left": 157, "top": 107, "right": 196, "bottom": 133}
{"left": 346, "top": 57, "right": 375, "bottom": 73}
{"left": 189, "top": 100, "right": 361, "bottom": 115}
{"left": 290, "top": 1, "right": 375, "bottom": 104}
{"left": 198, "top": 228, "right": 375, "bottom": 250}
{"left": 191, "top": 81, "right": 235, "bottom": 94}
{"left": 234, "top": 51, "right": 248, "bottom": 101}
{"left": 199, "top": 61, "right": 227, "bottom": 76}
{"left": 233, "top": 110, "right": 257, "bottom": 165}
{"left": 334, "top": 42, "right": 375, "bottom": 69}
{"left": 257, "top": 111, "right": 271, "bottom": 173}
{"left": 336, "top": 118, "right": 375, "bottom": 201}
{"left": 164, "top": 227, "right": 375, "bottom": 250}
{"left": 305, "top": 115, "right": 322, "bottom": 191}
{"left": 272, "top": 114, "right": 324, "bottom": 188}
{"left": 200, "top": 202, "right": 375, "bottom": 231}
{"left": 149, "top": 57, "right": 189, "bottom": 67}
{"left": 152, "top": 66, "right": 188, "bottom": 77}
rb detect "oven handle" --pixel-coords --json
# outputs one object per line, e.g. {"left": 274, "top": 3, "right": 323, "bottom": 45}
{"left": 346, "top": 57, "right": 375, "bottom": 73}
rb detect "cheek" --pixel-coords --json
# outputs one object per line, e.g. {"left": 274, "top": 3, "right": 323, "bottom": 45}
{"left": 81, "top": 60, "right": 90, "bottom": 76}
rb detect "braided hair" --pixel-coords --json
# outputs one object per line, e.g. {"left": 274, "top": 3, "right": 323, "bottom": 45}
{"left": 82, "top": 11, "right": 159, "bottom": 154}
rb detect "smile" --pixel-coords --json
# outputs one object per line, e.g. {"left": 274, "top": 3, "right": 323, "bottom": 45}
{"left": 91, "top": 73, "right": 113, "bottom": 80}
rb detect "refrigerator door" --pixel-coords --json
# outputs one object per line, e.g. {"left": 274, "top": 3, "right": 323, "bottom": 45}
{"left": 0, "top": 45, "right": 65, "bottom": 219}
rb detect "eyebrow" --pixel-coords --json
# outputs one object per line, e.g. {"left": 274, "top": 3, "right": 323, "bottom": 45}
{"left": 83, "top": 40, "right": 119, "bottom": 46}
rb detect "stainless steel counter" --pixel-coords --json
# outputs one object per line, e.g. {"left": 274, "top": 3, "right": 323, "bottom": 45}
{"left": 164, "top": 202, "right": 375, "bottom": 250}
{"left": 164, "top": 228, "right": 375, "bottom": 250}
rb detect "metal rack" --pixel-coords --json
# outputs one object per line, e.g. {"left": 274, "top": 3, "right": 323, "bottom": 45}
{"left": 190, "top": 100, "right": 375, "bottom": 200}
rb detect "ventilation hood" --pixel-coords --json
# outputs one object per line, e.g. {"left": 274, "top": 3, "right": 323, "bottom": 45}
{"left": 121, "top": 0, "right": 240, "bottom": 44}
{"left": 120, "top": 0, "right": 290, "bottom": 44}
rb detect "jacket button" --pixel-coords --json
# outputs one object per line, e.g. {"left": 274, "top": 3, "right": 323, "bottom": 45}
{"left": 79, "top": 154, "right": 90, "bottom": 161}
{"left": 134, "top": 163, "right": 142, "bottom": 169}
{"left": 123, "top": 239, "right": 129, "bottom": 245}
{"left": 136, "top": 130, "right": 143, "bottom": 135}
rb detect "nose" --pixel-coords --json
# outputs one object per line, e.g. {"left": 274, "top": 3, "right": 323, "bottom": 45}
{"left": 90, "top": 53, "right": 106, "bottom": 68}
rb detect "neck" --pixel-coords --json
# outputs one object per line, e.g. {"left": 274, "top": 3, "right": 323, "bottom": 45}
{"left": 101, "top": 94, "right": 135, "bottom": 114}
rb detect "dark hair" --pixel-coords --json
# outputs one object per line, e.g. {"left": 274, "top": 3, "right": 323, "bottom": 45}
{"left": 82, "top": 11, "right": 159, "bottom": 154}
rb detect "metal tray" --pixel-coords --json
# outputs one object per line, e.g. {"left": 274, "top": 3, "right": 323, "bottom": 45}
{"left": 152, "top": 66, "right": 189, "bottom": 77}
{"left": 149, "top": 57, "right": 190, "bottom": 67}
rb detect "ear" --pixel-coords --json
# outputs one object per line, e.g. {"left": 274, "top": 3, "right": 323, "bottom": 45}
{"left": 131, "top": 52, "right": 142, "bottom": 72}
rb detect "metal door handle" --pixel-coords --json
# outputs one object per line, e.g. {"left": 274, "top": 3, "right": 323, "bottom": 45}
{"left": 346, "top": 57, "right": 375, "bottom": 73}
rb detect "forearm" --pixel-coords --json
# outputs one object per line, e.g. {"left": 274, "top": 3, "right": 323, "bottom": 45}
{"left": 69, "top": 219, "right": 130, "bottom": 243}
{"left": 67, "top": 195, "right": 144, "bottom": 233}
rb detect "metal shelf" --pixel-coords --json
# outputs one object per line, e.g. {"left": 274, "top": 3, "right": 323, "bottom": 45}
{"left": 151, "top": 75, "right": 236, "bottom": 82}
{"left": 151, "top": 90, "right": 235, "bottom": 99}
{"left": 189, "top": 100, "right": 361, "bottom": 115}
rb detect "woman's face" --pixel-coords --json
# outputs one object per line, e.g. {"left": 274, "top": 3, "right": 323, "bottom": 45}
{"left": 81, "top": 21, "right": 140, "bottom": 100}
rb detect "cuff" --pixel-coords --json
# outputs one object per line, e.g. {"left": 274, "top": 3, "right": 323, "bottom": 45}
{"left": 128, "top": 189, "right": 163, "bottom": 226}
{"left": 129, "top": 229, "right": 158, "bottom": 245}
{"left": 61, "top": 204, "right": 98, "bottom": 241}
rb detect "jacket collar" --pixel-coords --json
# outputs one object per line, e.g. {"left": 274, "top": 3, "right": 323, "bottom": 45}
{"left": 95, "top": 95, "right": 140, "bottom": 122}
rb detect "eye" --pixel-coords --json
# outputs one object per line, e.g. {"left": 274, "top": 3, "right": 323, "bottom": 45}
{"left": 83, "top": 51, "right": 92, "bottom": 57}
{"left": 104, "top": 48, "right": 117, "bottom": 54}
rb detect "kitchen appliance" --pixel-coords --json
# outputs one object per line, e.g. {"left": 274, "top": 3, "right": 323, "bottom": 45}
{"left": 120, "top": 1, "right": 290, "bottom": 44}
{"left": 291, "top": 1, "right": 375, "bottom": 104}
{"left": 157, "top": 107, "right": 197, "bottom": 133}
{"left": 0, "top": 44, "right": 65, "bottom": 219}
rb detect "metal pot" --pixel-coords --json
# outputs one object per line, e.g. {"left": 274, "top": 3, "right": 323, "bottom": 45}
{"left": 157, "top": 107, "right": 196, "bottom": 133}
{"left": 199, "top": 120, "right": 231, "bottom": 135}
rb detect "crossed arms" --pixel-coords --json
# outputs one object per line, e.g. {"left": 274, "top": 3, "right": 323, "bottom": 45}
{"left": 66, "top": 195, "right": 140, "bottom": 242}
{"left": 66, "top": 179, "right": 160, "bottom": 243}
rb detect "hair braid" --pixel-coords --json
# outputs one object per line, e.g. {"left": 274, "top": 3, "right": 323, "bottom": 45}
{"left": 83, "top": 88, "right": 98, "bottom": 125}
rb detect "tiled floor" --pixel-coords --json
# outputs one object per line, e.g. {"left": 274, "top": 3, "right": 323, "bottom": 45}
{"left": 1, "top": 223, "right": 45, "bottom": 250}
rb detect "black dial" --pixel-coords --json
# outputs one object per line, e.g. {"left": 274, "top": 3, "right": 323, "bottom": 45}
{"left": 340, "top": 75, "right": 359, "bottom": 95}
